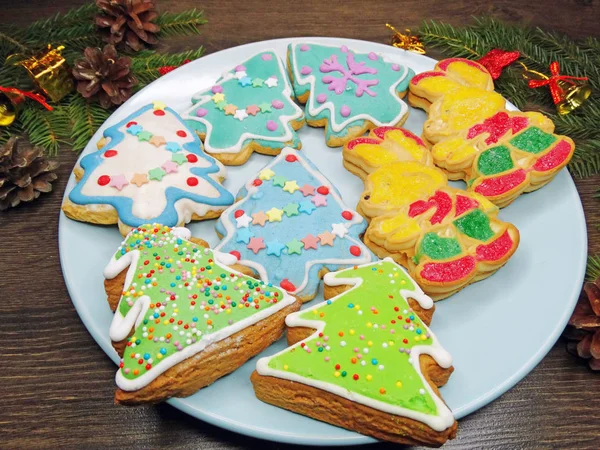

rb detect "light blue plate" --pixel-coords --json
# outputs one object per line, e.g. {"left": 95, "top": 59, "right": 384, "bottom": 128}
{"left": 59, "top": 38, "right": 587, "bottom": 446}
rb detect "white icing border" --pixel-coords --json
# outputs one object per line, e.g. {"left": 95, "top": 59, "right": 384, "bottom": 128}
{"left": 214, "top": 147, "right": 373, "bottom": 296}
{"left": 256, "top": 257, "right": 455, "bottom": 432}
{"left": 104, "top": 226, "right": 296, "bottom": 391}
{"left": 181, "top": 49, "right": 304, "bottom": 154}
{"left": 290, "top": 43, "right": 411, "bottom": 133}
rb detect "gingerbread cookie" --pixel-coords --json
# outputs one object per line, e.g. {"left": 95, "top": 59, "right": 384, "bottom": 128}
{"left": 409, "top": 58, "right": 575, "bottom": 207}
{"left": 287, "top": 43, "right": 414, "bottom": 147}
{"left": 104, "top": 224, "right": 300, "bottom": 405}
{"left": 62, "top": 102, "right": 234, "bottom": 236}
{"left": 344, "top": 127, "right": 519, "bottom": 300}
{"left": 214, "top": 147, "right": 373, "bottom": 302}
{"left": 181, "top": 50, "right": 305, "bottom": 166}
{"left": 252, "top": 258, "right": 457, "bottom": 447}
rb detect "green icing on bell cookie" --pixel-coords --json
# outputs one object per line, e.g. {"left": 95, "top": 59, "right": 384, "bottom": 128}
{"left": 477, "top": 145, "right": 514, "bottom": 176}
{"left": 509, "top": 126, "right": 556, "bottom": 154}
{"left": 416, "top": 232, "right": 462, "bottom": 263}
{"left": 257, "top": 259, "right": 454, "bottom": 426}
{"left": 453, "top": 209, "right": 495, "bottom": 242}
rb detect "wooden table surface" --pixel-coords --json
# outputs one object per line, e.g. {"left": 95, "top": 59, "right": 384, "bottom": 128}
{"left": 2, "top": 1, "right": 600, "bottom": 449}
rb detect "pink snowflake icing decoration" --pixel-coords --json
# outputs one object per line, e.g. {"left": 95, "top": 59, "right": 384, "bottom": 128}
{"left": 319, "top": 52, "right": 379, "bottom": 97}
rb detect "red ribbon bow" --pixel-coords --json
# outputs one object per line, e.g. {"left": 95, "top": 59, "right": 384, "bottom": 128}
{"left": 0, "top": 86, "right": 53, "bottom": 111}
{"left": 528, "top": 61, "right": 588, "bottom": 105}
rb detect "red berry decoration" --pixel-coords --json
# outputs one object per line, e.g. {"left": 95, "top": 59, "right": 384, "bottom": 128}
{"left": 285, "top": 154, "right": 298, "bottom": 162}
{"left": 126, "top": 121, "right": 137, "bottom": 128}
{"left": 176, "top": 130, "right": 187, "bottom": 137}
{"left": 98, "top": 175, "right": 111, "bottom": 186}
{"left": 342, "top": 210, "right": 353, "bottom": 220}
{"left": 186, "top": 177, "right": 198, "bottom": 186}
{"left": 104, "top": 150, "right": 118, "bottom": 158}
{"left": 186, "top": 154, "right": 198, "bottom": 163}
{"left": 234, "top": 210, "right": 245, "bottom": 218}
{"left": 280, "top": 279, "right": 296, "bottom": 292}
{"left": 317, "top": 186, "right": 329, "bottom": 195}
{"left": 350, "top": 245, "right": 361, "bottom": 256}
{"left": 153, "top": 109, "right": 165, "bottom": 116}
{"left": 253, "top": 179, "right": 263, "bottom": 186}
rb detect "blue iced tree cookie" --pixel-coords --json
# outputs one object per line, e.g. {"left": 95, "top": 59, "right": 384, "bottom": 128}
{"left": 214, "top": 147, "right": 374, "bottom": 302}
{"left": 181, "top": 50, "right": 305, "bottom": 166}
{"left": 62, "top": 101, "right": 235, "bottom": 236}
{"left": 287, "top": 42, "right": 415, "bottom": 147}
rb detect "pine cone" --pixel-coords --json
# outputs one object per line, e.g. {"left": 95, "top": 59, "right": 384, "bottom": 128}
{"left": 564, "top": 277, "right": 600, "bottom": 371}
{"left": 0, "top": 137, "right": 59, "bottom": 210}
{"left": 95, "top": 0, "right": 160, "bottom": 51}
{"left": 73, "top": 45, "right": 137, "bottom": 108}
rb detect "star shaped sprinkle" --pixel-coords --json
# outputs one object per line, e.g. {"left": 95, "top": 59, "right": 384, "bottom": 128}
{"left": 153, "top": 100, "right": 166, "bottom": 110}
{"left": 137, "top": 130, "right": 152, "bottom": 142}
{"left": 247, "top": 237, "right": 266, "bottom": 254}
{"left": 165, "top": 142, "right": 182, "bottom": 153}
{"left": 161, "top": 160, "right": 178, "bottom": 174}
{"left": 331, "top": 223, "right": 348, "bottom": 238}
{"left": 246, "top": 105, "right": 260, "bottom": 116}
{"left": 215, "top": 101, "right": 228, "bottom": 111}
{"left": 266, "top": 241, "right": 286, "bottom": 257}
{"left": 311, "top": 194, "right": 328, "bottom": 207}
{"left": 239, "top": 76, "right": 252, "bottom": 87}
{"left": 148, "top": 167, "right": 166, "bottom": 181}
{"left": 234, "top": 70, "right": 247, "bottom": 80}
{"left": 234, "top": 109, "right": 249, "bottom": 121}
{"left": 212, "top": 92, "right": 225, "bottom": 103}
{"left": 252, "top": 78, "right": 264, "bottom": 87}
{"left": 235, "top": 228, "right": 254, "bottom": 244}
{"left": 171, "top": 153, "right": 188, "bottom": 165}
{"left": 258, "top": 168, "right": 275, "bottom": 180}
{"left": 264, "top": 77, "right": 278, "bottom": 88}
{"left": 126, "top": 124, "right": 143, "bottom": 135}
{"left": 282, "top": 180, "right": 300, "bottom": 194}
{"left": 266, "top": 207, "right": 284, "bottom": 222}
{"left": 298, "top": 200, "right": 316, "bottom": 215}
{"left": 258, "top": 102, "right": 272, "bottom": 113}
{"left": 301, "top": 234, "right": 319, "bottom": 250}
{"left": 252, "top": 211, "right": 268, "bottom": 226}
{"left": 272, "top": 175, "right": 286, "bottom": 187}
{"left": 235, "top": 213, "right": 253, "bottom": 228}
{"left": 109, "top": 174, "right": 129, "bottom": 191}
{"left": 149, "top": 135, "right": 167, "bottom": 147}
{"left": 318, "top": 230, "right": 336, "bottom": 246}
{"left": 224, "top": 104, "right": 238, "bottom": 116}
{"left": 286, "top": 239, "right": 303, "bottom": 255}
{"left": 130, "top": 173, "right": 149, "bottom": 187}
{"left": 299, "top": 184, "right": 315, "bottom": 196}
{"left": 282, "top": 203, "right": 299, "bottom": 217}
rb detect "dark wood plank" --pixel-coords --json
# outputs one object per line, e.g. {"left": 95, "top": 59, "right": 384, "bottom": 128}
{"left": 1, "top": 1, "right": 599, "bottom": 449}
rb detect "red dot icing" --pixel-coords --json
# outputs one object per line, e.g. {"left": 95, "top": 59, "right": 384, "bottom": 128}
{"left": 104, "top": 150, "right": 118, "bottom": 158}
{"left": 97, "top": 175, "right": 111, "bottom": 186}
{"left": 342, "top": 210, "right": 353, "bottom": 220}
{"left": 230, "top": 251, "right": 241, "bottom": 260}
{"left": 474, "top": 169, "right": 527, "bottom": 197}
{"left": 186, "top": 177, "right": 198, "bottom": 186}
{"left": 317, "top": 186, "right": 329, "bottom": 195}
{"left": 280, "top": 279, "right": 296, "bottom": 292}
{"left": 350, "top": 245, "right": 361, "bottom": 256}
{"left": 234, "top": 210, "right": 245, "bottom": 218}
{"left": 532, "top": 140, "right": 573, "bottom": 172}
{"left": 153, "top": 110, "right": 165, "bottom": 116}
{"left": 126, "top": 121, "right": 137, "bottom": 128}
{"left": 176, "top": 130, "right": 187, "bottom": 137}
{"left": 253, "top": 179, "right": 263, "bottom": 186}
{"left": 476, "top": 230, "right": 514, "bottom": 262}
{"left": 285, "top": 154, "right": 298, "bottom": 162}
{"left": 420, "top": 256, "right": 477, "bottom": 283}
{"left": 186, "top": 154, "right": 198, "bottom": 163}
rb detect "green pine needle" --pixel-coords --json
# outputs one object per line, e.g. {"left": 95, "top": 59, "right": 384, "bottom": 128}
{"left": 132, "top": 48, "right": 204, "bottom": 86}
{"left": 67, "top": 95, "right": 111, "bottom": 152}
{"left": 156, "top": 9, "right": 207, "bottom": 38}
{"left": 588, "top": 255, "right": 600, "bottom": 281}
{"left": 19, "top": 105, "right": 70, "bottom": 154}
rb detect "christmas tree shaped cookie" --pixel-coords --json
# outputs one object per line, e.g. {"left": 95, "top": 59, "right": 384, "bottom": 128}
{"left": 288, "top": 43, "right": 414, "bottom": 147}
{"left": 104, "top": 224, "right": 300, "bottom": 405}
{"left": 63, "top": 102, "right": 234, "bottom": 235}
{"left": 344, "top": 127, "right": 519, "bottom": 300}
{"left": 409, "top": 58, "right": 575, "bottom": 207}
{"left": 252, "top": 258, "right": 457, "bottom": 446}
{"left": 215, "top": 147, "right": 373, "bottom": 302}
{"left": 181, "top": 50, "right": 305, "bottom": 165}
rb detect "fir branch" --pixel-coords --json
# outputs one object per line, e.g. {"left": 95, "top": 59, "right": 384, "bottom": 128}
{"left": 0, "top": 27, "right": 30, "bottom": 58}
{"left": 568, "top": 139, "right": 600, "bottom": 178}
{"left": 131, "top": 48, "right": 204, "bottom": 86}
{"left": 66, "top": 95, "right": 110, "bottom": 152}
{"left": 155, "top": 9, "right": 207, "bottom": 38}
{"left": 19, "top": 105, "right": 70, "bottom": 154}
{"left": 588, "top": 255, "right": 600, "bottom": 281}
{"left": 24, "top": 3, "right": 97, "bottom": 37}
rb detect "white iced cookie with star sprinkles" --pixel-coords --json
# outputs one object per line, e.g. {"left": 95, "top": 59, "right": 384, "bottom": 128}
{"left": 181, "top": 50, "right": 305, "bottom": 166}
{"left": 62, "top": 102, "right": 235, "bottom": 236}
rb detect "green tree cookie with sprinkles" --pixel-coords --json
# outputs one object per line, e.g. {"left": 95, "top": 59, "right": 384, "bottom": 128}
{"left": 104, "top": 224, "right": 297, "bottom": 404}
{"left": 181, "top": 50, "right": 305, "bottom": 166}
{"left": 287, "top": 42, "right": 414, "bottom": 147}
{"left": 253, "top": 258, "right": 457, "bottom": 446}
